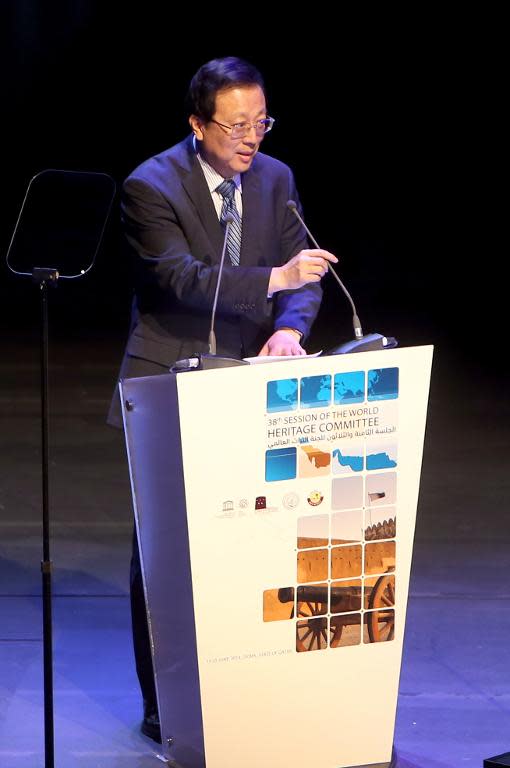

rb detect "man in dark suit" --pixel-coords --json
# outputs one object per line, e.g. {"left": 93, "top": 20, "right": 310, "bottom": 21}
{"left": 110, "top": 56, "right": 337, "bottom": 742}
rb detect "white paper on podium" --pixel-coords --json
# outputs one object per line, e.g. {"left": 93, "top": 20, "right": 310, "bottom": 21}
{"left": 243, "top": 350, "right": 322, "bottom": 364}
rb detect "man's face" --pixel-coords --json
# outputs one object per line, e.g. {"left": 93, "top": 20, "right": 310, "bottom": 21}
{"left": 190, "top": 85, "right": 267, "bottom": 178}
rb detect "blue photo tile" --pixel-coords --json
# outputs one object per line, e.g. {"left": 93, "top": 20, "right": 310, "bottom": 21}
{"left": 332, "top": 447, "right": 364, "bottom": 473}
{"left": 265, "top": 447, "right": 297, "bottom": 482}
{"left": 267, "top": 378, "right": 298, "bottom": 413}
{"left": 366, "top": 453, "right": 397, "bottom": 470}
{"left": 334, "top": 371, "right": 365, "bottom": 404}
{"left": 366, "top": 441, "right": 397, "bottom": 470}
{"left": 300, "top": 375, "right": 331, "bottom": 409}
{"left": 367, "top": 368, "right": 399, "bottom": 401}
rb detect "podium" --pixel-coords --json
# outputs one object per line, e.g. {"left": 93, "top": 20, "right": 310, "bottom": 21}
{"left": 120, "top": 345, "right": 433, "bottom": 768}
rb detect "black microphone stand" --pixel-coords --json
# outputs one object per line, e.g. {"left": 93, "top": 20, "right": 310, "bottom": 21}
{"left": 35, "top": 267, "right": 59, "bottom": 768}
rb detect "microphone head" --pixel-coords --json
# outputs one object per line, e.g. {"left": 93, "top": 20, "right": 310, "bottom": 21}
{"left": 286, "top": 199, "right": 297, "bottom": 211}
{"left": 222, "top": 212, "right": 235, "bottom": 224}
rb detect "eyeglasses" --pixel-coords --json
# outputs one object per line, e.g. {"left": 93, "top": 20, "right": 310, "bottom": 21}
{"left": 210, "top": 116, "right": 275, "bottom": 140}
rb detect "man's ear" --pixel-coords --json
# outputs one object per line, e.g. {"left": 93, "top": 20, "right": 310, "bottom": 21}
{"left": 189, "top": 115, "right": 204, "bottom": 141}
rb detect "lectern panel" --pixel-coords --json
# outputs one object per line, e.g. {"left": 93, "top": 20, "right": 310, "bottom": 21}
{"left": 122, "top": 346, "right": 433, "bottom": 768}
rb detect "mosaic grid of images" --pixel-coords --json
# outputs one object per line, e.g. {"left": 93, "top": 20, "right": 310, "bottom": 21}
{"left": 263, "top": 369, "right": 398, "bottom": 652}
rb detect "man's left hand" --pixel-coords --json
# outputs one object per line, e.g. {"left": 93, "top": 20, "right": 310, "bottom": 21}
{"left": 258, "top": 329, "right": 306, "bottom": 357}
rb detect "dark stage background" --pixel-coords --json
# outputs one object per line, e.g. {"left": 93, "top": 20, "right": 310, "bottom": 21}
{"left": 1, "top": 6, "right": 509, "bottom": 767}
{"left": 1, "top": 3, "right": 479, "bottom": 363}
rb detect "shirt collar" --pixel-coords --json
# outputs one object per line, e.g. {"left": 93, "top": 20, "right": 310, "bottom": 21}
{"left": 193, "top": 135, "right": 242, "bottom": 194}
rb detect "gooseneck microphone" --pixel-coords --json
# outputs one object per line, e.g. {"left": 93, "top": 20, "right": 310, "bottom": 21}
{"left": 137, "top": 212, "right": 240, "bottom": 363}
{"left": 209, "top": 212, "right": 234, "bottom": 355}
{"left": 170, "top": 211, "right": 248, "bottom": 372}
{"left": 286, "top": 200, "right": 397, "bottom": 354}
{"left": 287, "top": 200, "right": 363, "bottom": 340}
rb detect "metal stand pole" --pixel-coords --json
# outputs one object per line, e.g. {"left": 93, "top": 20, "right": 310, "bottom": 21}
{"left": 5, "top": 169, "right": 115, "bottom": 767}
{"left": 35, "top": 270, "right": 58, "bottom": 768}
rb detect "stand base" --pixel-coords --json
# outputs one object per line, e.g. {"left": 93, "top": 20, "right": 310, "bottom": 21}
{"left": 484, "top": 753, "right": 510, "bottom": 767}
{"left": 200, "top": 354, "right": 249, "bottom": 370}
{"left": 326, "top": 333, "right": 398, "bottom": 355}
{"left": 171, "top": 354, "right": 248, "bottom": 373}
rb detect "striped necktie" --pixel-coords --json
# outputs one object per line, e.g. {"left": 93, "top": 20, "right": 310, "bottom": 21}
{"left": 216, "top": 179, "right": 242, "bottom": 266}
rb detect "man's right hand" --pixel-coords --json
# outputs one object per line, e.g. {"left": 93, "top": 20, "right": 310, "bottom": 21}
{"left": 268, "top": 249, "right": 338, "bottom": 296}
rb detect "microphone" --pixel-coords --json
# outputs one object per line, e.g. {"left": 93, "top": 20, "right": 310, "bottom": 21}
{"left": 170, "top": 211, "right": 248, "bottom": 372}
{"left": 137, "top": 209, "right": 247, "bottom": 371}
{"left": 199, "top": 211, "right": 248, "bottom": 369}
{"left": 287, "top": 200, "right": 362, "bottom": 339}
{"left": 286, "top": 200, "right": 397, "bottom": 354}
{"left": 171, "top": 211, "right": 247, "bottom": 371}
{"left": 209, "top": 212, "right": 234, "bottom": 355}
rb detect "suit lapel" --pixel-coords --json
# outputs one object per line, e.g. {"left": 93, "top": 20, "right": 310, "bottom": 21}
{"left": 179, "top": 137, "right": 225, "bottom": 261}
{"left": 240, "top": 162, "right": 262, "bottom": 266}
{"left": 177, "top": 137, "right": 264, "bottom": 266}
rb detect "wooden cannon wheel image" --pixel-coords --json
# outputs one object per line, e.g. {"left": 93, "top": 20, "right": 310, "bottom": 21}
{"left": 296, "top": 607, "right": 329, "bottom": 652}
{"left": 366, "top": 573, "right": 395, "bottom": 642}
{"left": 292, "top": 583, "right": 364, "bottom": 651}
{"left": 269, "top": 540, "right": 396, "bottom": 650}
{"left": 278, "top": 572, "right": 395, "bottom": 651}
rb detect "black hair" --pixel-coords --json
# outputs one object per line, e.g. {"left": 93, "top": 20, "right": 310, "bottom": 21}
{"left": 186, "top": 57, "right": 266, "bottom": 121}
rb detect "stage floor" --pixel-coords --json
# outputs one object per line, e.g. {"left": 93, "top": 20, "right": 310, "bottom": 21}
{"left": 1, "top": 334, "right": 508, "bottom": 768}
